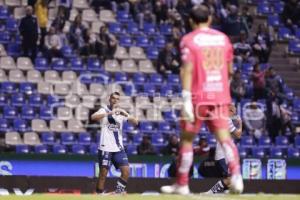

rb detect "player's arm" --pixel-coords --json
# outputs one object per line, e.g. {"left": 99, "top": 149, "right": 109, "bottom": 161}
{"left": 116, "top": 108, "right": 139, "bottom": 126}
{"left": 91, "top": 109, "right": 113, "bottom": 122}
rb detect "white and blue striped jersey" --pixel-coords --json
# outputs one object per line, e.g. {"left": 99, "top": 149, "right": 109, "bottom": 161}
{"left": 92, "top": 105, "right": 128, "bottom": 152}
{"left": 215, "top": 116, "right": 240, "bottom": 161}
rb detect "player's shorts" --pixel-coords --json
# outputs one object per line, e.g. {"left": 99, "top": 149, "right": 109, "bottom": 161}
{"left": 98, "top": 150, "right": 129, "bottom": 169}
{"left": 180, "top": 104, "right": 229, "bottom": 134}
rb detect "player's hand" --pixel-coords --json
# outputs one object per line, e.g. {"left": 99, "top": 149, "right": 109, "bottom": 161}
{"left": 113, "top": 108, "right": 129, "bottom": 117}
{"left": 182, "top": 90, "right": 194, "bottom": 123}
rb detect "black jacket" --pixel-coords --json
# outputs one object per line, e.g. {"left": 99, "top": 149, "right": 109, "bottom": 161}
{"left": 19, "top": 15, "right": 38, "bottom": 42}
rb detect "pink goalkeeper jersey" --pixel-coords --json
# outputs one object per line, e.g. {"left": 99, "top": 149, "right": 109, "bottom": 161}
{"left": 180, "top": 27, "right": 233, "bottom": 105}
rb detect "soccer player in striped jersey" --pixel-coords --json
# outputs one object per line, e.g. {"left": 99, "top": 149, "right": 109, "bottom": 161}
{"left": 91, "top": 92, "right": 139, "bottom": 194}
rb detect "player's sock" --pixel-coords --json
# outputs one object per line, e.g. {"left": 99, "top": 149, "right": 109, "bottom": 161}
{"left": 208, "top": 180, "right": 227, "bottom": 194}
{"left": 220, "top": 139, "right": 240, "bottom": 175}
{"left": 176, "top": 145, "right": 193, "bottom": 186}
{"left": 115, "top": 178, "right": 127, "bottom": 193}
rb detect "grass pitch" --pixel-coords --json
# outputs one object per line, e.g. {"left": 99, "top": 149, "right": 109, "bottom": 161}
{"left": 1, "top": 194, "right": 300, "bottom": 200}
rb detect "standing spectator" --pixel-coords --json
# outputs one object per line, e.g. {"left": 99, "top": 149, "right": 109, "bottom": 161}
{"left": 279, "top": 104, "right": 296, "bottom": 140}
{"left": 281, "top": 0, "right": 300, "bottom": 34}
{"left": 52, "top": 7, "right": 67, "bottom": 33}
{"left": 111, "top": 0, "right": 130, "bottom": 13}
{"left": 35, "top": 0, "right": 48, "bottom": 50}
{"left": 19, "top": 6, "right": 38, "bottom": 62}
{"left": 137, "top": 135, "right": 156, "bottom": 155}
{"left": 265, "top": 67, "right": 284, "bottom": 102}
{"left": 222, "top": 5, "right": 245, "bottom": 39}
{"left": 154, "top": 0, "right": 168, "bottom": 24}
{"left": 162, "top": 134, "right": 179, "bottom": 156}
{"left": 44, "top": 27, "right": 63, "bottom": 61}
{"left": 134, "top": 0, "right": 156, "bottom": 29}
{"left": 157, "top": 42, "right": 180, "bottom": 75}
{"left": 233, "top": 31, "right": 254, "bottom": 67}
{"left": 230, "top": 70, "right": 246, "bottom": 103}
{"left": 240, "top": 6, "right": 253, "bottom": 35}
{"left": 28, "top": 0, "right": 37, "bottom": 7}
{"left": 243, "top": 101, "right": 266, "bottom": 140}
{"left": 90, "top": 0, "right": 111, "bottom": 13}
{"left": 69, "top": 14, "right": 86, "bottom": 51}
{"left": 251, "top": 63, "right": 266, "bottom": 100}
{"left": 252, "top": 24, "right": 273, "bottom": 63}
{"left": 57, "top": 0, "right": 71, "bottom": 19}
{"left": 81, "top": 28, "right": 98, "bottom": 56}
{"left": 96, "top": 25, "right": 118, "bottom": 61}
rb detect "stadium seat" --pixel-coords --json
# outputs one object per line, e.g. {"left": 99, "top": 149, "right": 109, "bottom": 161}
{"left": 207, "top": 134, "right": 217, "bottom": 147}
{"left": 34, "top": 144, "right": 48, "bottom": 154}
{"left": 3, "top": 106, "right": 17, "bottom": 119}
{"left": 288, "top": 40, "right": 300, "bottom": 55}
{"left": 78, "top": 132, "right": 91, "bottom": 145}
{"left": 123, "top": 122, "right": 137, "bottom": 134}
{"left": 82, "top": 9, "right": 97, "bottom": 22}
{"left": 70, "top": 58, "right": 85, "bottom": 72}
{"left": 1, "top": 56, "right": 16, "bottom": 70}
{"left": 35, "top": 57, "right": 49, "bottom": 71}
{"left": 163, "top": 110, "right": 178, "bottom": 122}
{"left": 46, "top": 95, "right": 61, "bottom": 106}
{"left": 54, "top": 83, "right": 70, "bottom": 95}
{"left": 278, "top": 27, "right": 292, "bottom": 40}
{"left": 158, "top": 121, "right": 173, "bottom": 134}
{"left": 267, "top": 15, "right": 281, "bottom": 27}
{"left": 57, "top": 106, "right": 73, "bottom": 121}
{"left": 270, "top": 147, "right": 283, "bottom": 158}
{"left": 117, "top": 10, "right": 131, "bottom": 23}
{"left": 160, "top": 85, "right": 174, "bottom": 97}
{"left": 0, "top": 6, "right": 9, "bottom": 19}
{"left": 295, "top": 135, "right": 300, "bottom": 148}
{"left": 16, "top": 145, "right": 29, "bottom": 153}
{"left": 52, "top": 58, "right": 67, "bottom": 71}
{"left": 275, "top": 135, "right": 289, "bottom": 148}
{"left": 119, "top": 35, "right": 133, "bottom": 48}
{"left": 61, "top": 132, "right": 75, "bottom": 145}
{"left": 75, "top": 106, "right": 89, "bottom": 121}
{"left": 273, "top": 2, "right": 284, "bottom": 13}
{"left": 0, "top": 31, "right": 10, "bottom": 44}
{"left": 87, "top": 57, "right": 102, "bottom": 72}
{"left": 53, "top": 144, "right": 67, "bottom": 154}
{"left": 150, "top": 73, "right": 163, "bottom": 85}
{"left": 0, "top": 118, "right": 10, "bottom": 133}
{"left": 0, "top": 69, "right": 7, "bottom": 82}
{"left": 6, "top": 17, "right": 18, "bottom": 31}
{"left": 146, "top": 47, "right": 159, "bottom": 59}
{"left": 45, "top": 70, "right": 61, "bottom": 83}
{"left": 238, "top": 147, "right": 248, "bottom": 158}
{"left": 26, "top": 70, "right": 42, "bottom": 83}
{"left": 127, "top": 22, "right": 140, "bottom": 35}
{"left": 89, "top": 143, "right": 98, "bottom": 155}
{"left": 108, "top": 22, "right": 123, "bottom": 35}
{"left": 7, "top": 43, "right": 21, "bottom": 57}
{"left": 5, "top": 132, "right": 23, "bottom": 146}
{"left": 50, "top": 119, "right": 67, "bottom": 132}
{"left": 72, "top": 144, "right": 86, "bottom": 154}
{"left": 21, "top": 106, "right": 35, "bottom": 120}
{"left": 143, "top": 23, "right": 156, "bottom": 35}
{"left": 114, "top": 72, "right": 128, "bottom": 83}
{"left": 129, "top": 46, "right": 146, "bottom": 60}
{"left": 20, "top": 82, "right": 36, "bottom": 95}
{"left": 159, "top": 24, "right": 172, "bottom": 35}
{"left": 151, "top": 134, "right": 164, "bottom": 145}
{"left": 41, "top": 132, "right": 55, "bottom": 145}
{"left": 121, "top": 59, "right": 138, "bottom": 73}
{"left": 62, "top": 71, "right": 77, "bottom": 83}
{"left": 136, "top": 35, "right": 150, "bottom": 48}
{"left": 31, "top": 119, "right": 49, "bottom": 132}
{"left": 153, "top": 36, "right": 166, "bottom": 48}
{"left": 29, "top": 94, "right": 43, "bottom": 107}
{"left": 114, "top": 46, "right": 130, "bottom": 60}
{"left": 13, "top": 118, "right": 30, "bottom": 132}
{"left": 40, "top": 106, "right": 54, "bottom": 120}
{"left": 0, "top": 93, "right": 7, "bottom": 106}
{"left": 252, "top": 147, "right": 265, "bottom": 158}
{"left": 1, "top": 82, "right": 17, "bottom": 93}
{"left": 287, "top": 147, "right": 299, "bottom": 158}
{"left": 258, "top": 136, "right": 271, "bottom": 148}
{"left": 142, "top": 83, "right": 156, "bottom": 96}
{"left": 11, "top": 93, "right": 25, "bottom": 107}
{"left": 126, "top": 144, "right": 137, "bottom": 155}
{"left": 38, "top": 81, "right": 53, "bottom": 95}
{"left": 24, "top": 132, "right": 40, "bottom": 145}
{"left": 9, "top": 69, "right": 25, "bottom": 82}
{"left": 133, "top": 134, "right": 143, "bottom": 145}
{"left": 67, "top": 119, "right": 85, "bottom": 132}
{"left": 257, "top": 3, "right": 271, "bottom": 15}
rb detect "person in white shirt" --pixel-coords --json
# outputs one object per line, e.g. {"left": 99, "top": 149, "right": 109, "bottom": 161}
{"left": 91, "top": 92, "right": 138, "bottom": 194}
{"left": 44, "top": 26, "right": 63, "bottom": 61}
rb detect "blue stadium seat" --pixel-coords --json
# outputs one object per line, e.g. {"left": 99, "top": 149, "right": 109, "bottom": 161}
{"left": 133, "top": 134, "right": 143, "bottom": 144}
{"left": 89, "top": 143, "right": 98, "bottom": 155}
{"left": 35, "top": 57, "right": 49, "bottom": 71}
{"left": 133, "top": 72, "right": 147, "bottom": 84}
{"left": 258, "top": 136, "right": 271, "bottom": 148}
{"left": 288, "top": 40, "right": 300, "bottom": 55}
{"left": 273, "top": 2, "right": 284, "bottom": 13}
{"left": 238, "top": 147, "right": 248, "bottom": 158}
{"left": 16, "top": 145, "right": 30, "bottom": 154}
{"left": 78, "top": 132, "right": 91, "bottom": 145}
{"left": 158, "top": 121, "right": 173, "bottom": 134}
{"left": 46, "top": 95, "right": 60, "bottom": 106}
{"left": 296, "top": 28, "right": 300, "bottom": 40}
{"left": 295, "top": 135, "right": 300, "bottom": 148}
{"left": 159, "top": 24, "right": 172, "bottom": 35}
{"left": 62, "top": 46, "right": 74, "bottom": 58}
{"left": 278, "top": 27, "right": 292, "bottom": 40}
{"left": 167, "top": 74, "right": 180, "bottom": 85}
{"left": 93, "top": 72, "right": 110, "bottom": 84}
{"left": 29, "top": 94, "right": 43, "bottom": 107}
{"left": 150, "top": 73, "right": 163, "bottom": 85}
{"left": 287, "top": 147, "right": 299, "bottom": 158}
{"left": 292, "top": 113, "right": 300, "bottom": 124}
{"left": 52, "top": 58, "right": 67, "bottom": 71}
{"left": 122, "top": 84, "right": 136, "bottom": 96}
{"left": 257, "top": 3, "right": 271, "bottom": 15}
{"left": 153, "top": 36, "right": 166, "bottom": 48}
{"left": 270, "top": 147, "right": 283, "bottom": 158}
{"left": 114, "top": 72, "right": 128, "bottom": 82}
{"left": 123, "top": 134, "right": 129, "bottom": 144}
{"left": 1, "top": 82, "right": 17, "bottom": 94}
{"left": 0, "top": 6, "right": 9, "bottom": 19}
{"left": 0, "top": 93, "right": 7, "bottom": 106}
{"left": 53, "top": 144, "right": 67, "bottom": 154}
{"left": 41, "top": 132, "right": 55, "bottom": 145}
{"left": 275, "top": 135, "right": 289, "bottom": 148}
{"left": 3, "top": 106, "right": 17, "bottom": 119}
{"left": 267, "top": 15, "right": 281, "bottom": 27}
{"left": 21, "top": 106, "right": 35, "bottom": 120}
{"left": 143, "top": 23, "right": 156, "bottom": 35}
{"left": 119, "top": 35, "right": 133, "bottom": 47}
{"left": 293, "top": 99, "right": 300, "bottom": 111}
{"left": 13, "top": 118, "right": 30, "bottom": 132}
{"left": 127, "top": 22, "right": 140, "bottom": 35}
{"left": 72, "top": 144, "right": 86, "bottom": 155}
{"left": 7, "top": 43, "right": 21, "bottom": 57}
{"left": 207, "top": 134, "right": 217, "bottom": 147}
{"left": 109, "top": 22, "right": 123, "bottom": 35}
{"left": 70, "top": 58, "right": 85, "bottom": 72}
{"left": 87, "top": 57, "right": 102, "bottom": 72}
{"left": 40, "top": 106, "right": 53, "bottom": 120}
{"left": 20, "top": 82, "right": 36, "bottom": 95}
{"left": 6, "top": 17, "right": 17, "bottom": 31}
{"left": 123, "top": 122, "right": 137, "bottom": 134}
{"left": 136, "top": 35, "right": 150, "bottom": 48}
{"left": 146, "top": 47, "right": 159, "bottom": 59}
{"left": 252, "top": 147, "right": 265, "bottom": 158}
{"left": 0, "top": 31, "right": 10, "bottom": 44}
{"left": 142, "top": 83, "right": 156, "bottom": 96}
{"left": 0, "top": 118, "right": 10, "bottom": 133}
{"left": 151, "top": 134, "right": 164, "bottom": 145}
{"left": 139, "top": 121, "right": 156, "bottom": 134}
{"left": 126, "top": 144, "right": 137, "bottom": 155}
{"left": 160, "top": 85, "right": 174, "bottom": 97}
{"left": 61, "top": 132, "right": 75, "bottom": 145}
{"left": 117, "top": 10, "right": 131, "bottom": 23}
{"left": 163, "top": 110, "right": 178, "bottom": 121}
{"left": 34, "top": 144, "right": 48, "bottom": 154}
{"left": 11, "top": 93, "right": 25, "bottom": 107}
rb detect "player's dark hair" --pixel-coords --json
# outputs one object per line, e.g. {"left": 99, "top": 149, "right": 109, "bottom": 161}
{"left": 110, "top": 92, "right": 120, "bottom": 98}
{"left": 189, "top": 4, "right": 211, "bottom": 24}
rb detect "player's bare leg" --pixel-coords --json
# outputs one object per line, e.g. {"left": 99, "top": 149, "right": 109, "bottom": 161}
{"left": 114, "top": 165, "right": 129, "bottom": 194}
{"left": 96, "top": 167, "right": 108, "bottom": 194}
{"left": 215, "top": 129, "right": 243, "bottom": 194}
{"left": 161, "top": 131, "right": 194, "bottom": 195}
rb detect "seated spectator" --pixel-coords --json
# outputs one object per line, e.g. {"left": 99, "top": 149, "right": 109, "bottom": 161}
{"left": 134, "top": 0, "right": 156, "bottom": 29}
{"left": 57, "top": 0, "right": 71, "bottom": 19}
{"left": 52, "top": 7, "right": 67, "bottom": 33}
{"left": 279, "top": 104, "right": 295, "bottom": 139}
{"left": 194, "top": 136, "right": 210, "bottom": 157}
{"left": 154, "top": 0, "right": 168, "bottom": 24}
{"left": 251, "top": 63, "right": 266, "bottom": 100}
{"left": 44, "top": 27, "right": 63, "bottom": 61}
{"left": 252, "top": 24, "right": 273, "bottom": 63}
{"left": 69, "top": 14, "right": 86, "bottom": 51}
{"left": 157, "top": 42, "right": 180, "bottom": 75}
{"left": 240, "top": 6, "right": 253, "bottom": 35}
{"left": 233, "top": 31, "right": 255, "bottom": 67}
{"left": 230, "top": 70, "right": 246, "bottom": 103}
{"left": 137, "top": 135, "right": 156, "bottom": 155}
{"left": 243, "top": 101, "right": 266, "bottom": 140}
{"left": 80, "top": 28, "right": 97, "bottom": 57}
{"left": 281, "top": 0, "right": 300, "bottom": 34}
{"left": 162, "top": 134, "right": 179, "bottom": 156}
{"left": 96, "top": 25, "right": 117, "bottom": 61}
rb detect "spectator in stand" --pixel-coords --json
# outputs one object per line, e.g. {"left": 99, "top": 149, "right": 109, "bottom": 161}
{"left": 281, "top": 0, "right": 300, "bottom": 34}
{"left": 172, "top": 26, "right": 184, "bottom": 49}
{"left": 19, "top": 6, "right": 38, "bottom": 62}
{"left": 57, "top": 0, "right": 71, "bottom": 19}
{"left": 279, "top": 104, "right": 295, "bottom": 138}
{"left": 233, "top": 31, "right": 255, "bottom": 67}
{"left": 240, "top": 6, "right": 253, "bottom": 35}
{"left": 35, "top": 0, "right": 48, "bottom": 50}
{"left": 265, "top": 67, "right": 284, "bottom": 103}
{"left": 157, "top": 42, "right": 180, "bottom": 75}
{"left": 193, "top": 136, "right": 210, "bottom": 157}
{"left": 252, "top": 24, "right": 273, "bottom": 63}
{"left": 251, "top": 63, "right": 266, "bottom": 100}
{"left": 44, "top": 27, "right": 63, "bottom": 61}
{"left": 134, "top": 0, "right": 156, "bottom": 29}
{"left": 90, "top": 0, "right": 111, "bottom": 13}
{"left": 96, "top": 25, "right": 118, "bottom": 61}
{"left": 52, "top": 7, "right": 67, "bottom": 33}
{"left": 69, "top": 14, "right": 86, "bottom": 52}
{"left": 230, "top": 70, "right": 246, "bottom": 103}
{"left": 81, "top": 28, "right": 98, "bottom": 57}
{"left": 162, "top": 134, "right": 179, "bottom": 156}
{"left": 111, "top": 0, "right": 130, "bottom": 13}
{"left": 137, "top": 135, "right": 156, "bottom": 155}
{"left": 243, "top": 100, "right": 266, "bottom": 140}
{"left": 154, "top": 0, "right": 169, "bottom": 24}
{"left": 176, "top": 0, "right": 192, "bottom": 30}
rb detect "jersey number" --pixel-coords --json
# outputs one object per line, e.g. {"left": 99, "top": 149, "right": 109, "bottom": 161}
{"left": 202, "top": 47, "right": 224, "bottom": 71}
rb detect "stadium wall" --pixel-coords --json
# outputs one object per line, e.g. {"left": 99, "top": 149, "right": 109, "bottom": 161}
{"left": 0, "top": 176, "right": 300, "bottom": 194}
